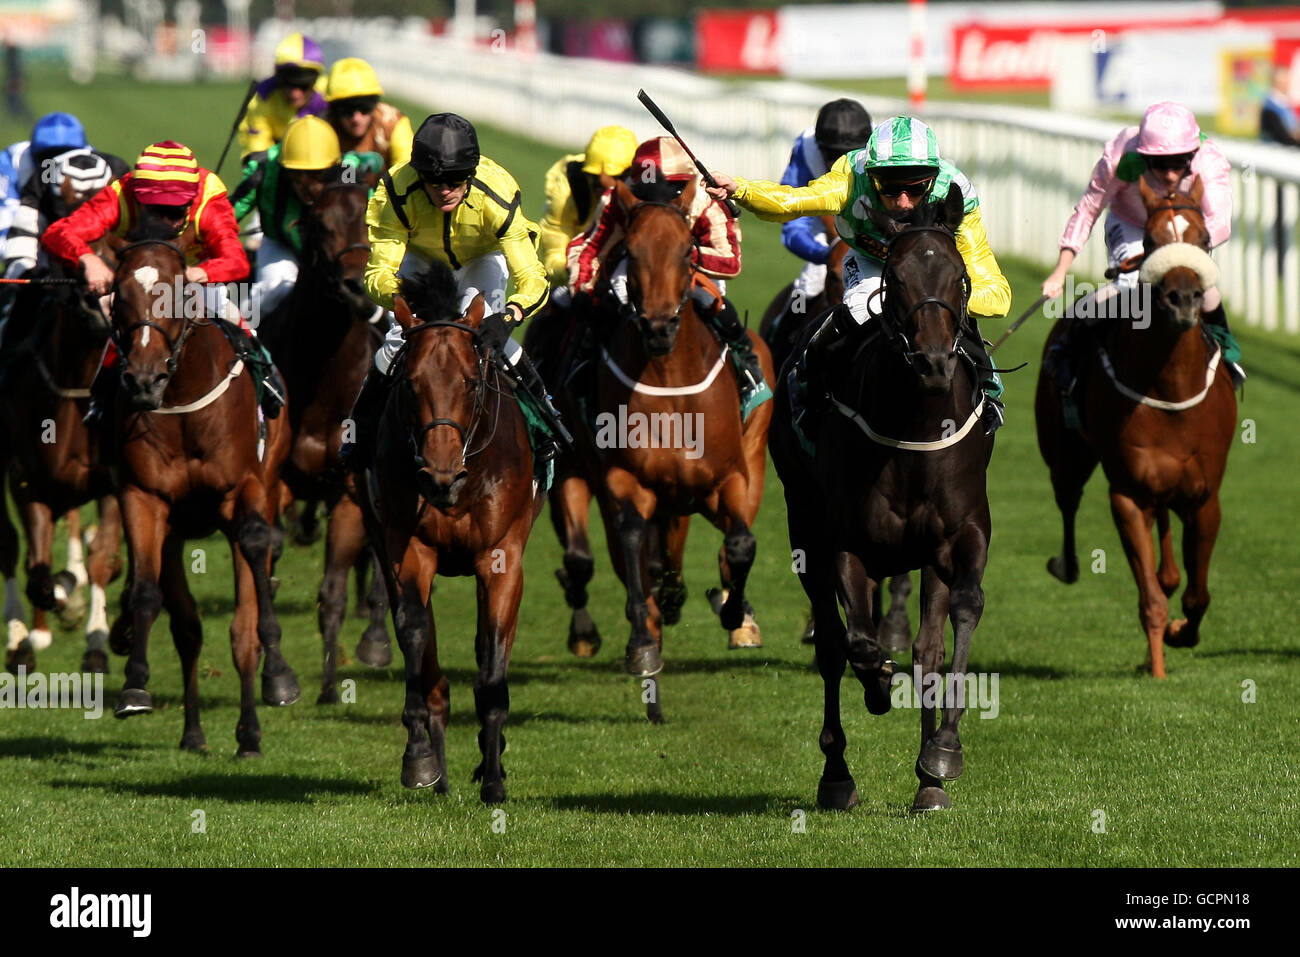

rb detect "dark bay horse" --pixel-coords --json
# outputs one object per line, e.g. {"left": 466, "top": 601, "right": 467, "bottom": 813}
{"left": 758, "top": 215, "right": 913, "bottom": 652}
{"left": 0, "top": 237, "right": 123, "bottom": 674}
{"left": 259, "top": 178, "right": 390, "bottom": 703}
{"left": 360, "top": 267, "right": 544, "bottom": 803}
{"left": 1036, "top": 176, "right": 1235, "bottom": 678}
{"left": 109, "top": 229, "right": 296, "bottom": 755}
{"left": 771, "top": 184, "right": 992, "bottom": 812}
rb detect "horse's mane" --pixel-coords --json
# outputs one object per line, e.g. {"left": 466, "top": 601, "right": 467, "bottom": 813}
{"left": 895, "top": 197, "right": 953, "bottom": 232}
{"left": 125, "top": 217, "right": 183, "bottom": 244}
{"left": 399, "top": 261, "right": 460, "bottom": 322}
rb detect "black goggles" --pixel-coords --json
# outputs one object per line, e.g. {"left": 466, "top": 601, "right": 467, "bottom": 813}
{"left": 417, "top": 169, "right": 473, "bottom": 187}
{"left": 331, "top": 97, "right": 379, "bottom": 116}
{"left": 871, "top": 174, "right": 936, "bottom": 199}
{"left": 1146, "top": 152, "right": 1195, "bottom": 174}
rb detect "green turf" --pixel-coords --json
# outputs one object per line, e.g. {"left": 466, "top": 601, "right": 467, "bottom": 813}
{"left": 2, "top": 72, "right": 1298, "bottom": 868}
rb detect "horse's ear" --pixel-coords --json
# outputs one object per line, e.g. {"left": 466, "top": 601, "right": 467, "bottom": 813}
{"left": 1187, "top": 173, "right": 1204, "bottom": 205}
{"left": 676, "top": 176, "right": 698, "bottom": 214}
{"left": 393, "top": 294, "right": 416, "bottom": 330}
{"left": 1137, "top": 171, "right": 1160, "bottom": 211}
{"left": 463, "top": 293, "right": 487, "bottom": 327}
{"left": 865, "top": 203, "right": 904, "bottom": 238}
{"left": 941, "top": 182, "right": 965, "bottom": 232}
{"left": 614, "top": 178, "right": 639, "bottom": 212}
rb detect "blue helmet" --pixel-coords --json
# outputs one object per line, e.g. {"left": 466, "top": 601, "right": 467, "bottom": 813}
{"left": 31, "top": 112, "right": 87, "bottom": 157}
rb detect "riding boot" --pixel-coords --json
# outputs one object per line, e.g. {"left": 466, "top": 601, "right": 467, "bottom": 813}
{"left": 707, "top": 297, "right": 771, "bottom": 414}
{"left": 1202, "top": 305, "right": 1246, "bottom": 387}
{"left": 790, "top": 303, "right": 858, "bottom": 439}
{"left": 241, "top": 331, "right": 285, "bottom": 419}
{"left": 502, "top": 348, "right": 570, "bottom": 463}
{"left": 962, "top": 317, "right": 1005, "bottom": 435}
{"left": 82, "top": 361, "right": 118, "bottom": 428}
{"left": 339, "top": 369, "right": 392, "bottom": 473}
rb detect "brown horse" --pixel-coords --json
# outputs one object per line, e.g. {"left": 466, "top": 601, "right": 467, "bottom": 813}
{"left": 1036, "top": 176, "right": 1235, "bottom": 678}
{"left": 259, "top": 178, "right": 390, "bottom": 704}
{"left": 579, "top": 178, "right": 774, "bottom": 720}
{"left": 771, "top": 185, "right": 993, "bottom": 813}
{"left": 0, "top": 236, "right": 124, "bottom": 675}
{"left": 108, "top": 229, "right": 296, "bottom": 755}
{"left": 758, "top": 216, "right": 913, "bottom": 652}
{"left": 359, "top": 265, "right": 544, "bottom": 803}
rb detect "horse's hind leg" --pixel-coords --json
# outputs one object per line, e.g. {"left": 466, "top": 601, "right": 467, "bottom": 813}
{"left": 1166, "top": 494, "right": 1222, "bottom": 649}
{"left": 835, "top": 550, "right": 894, "bottom": 716}
{"left": 878, "top": 574, "right": 913, "bottom": 654}
{"left": 355, "top": 549, "right": 391, "bottom": 666}
{"left": 80, "top": 494, "right": 122, "bottom": 675}
{"left": 1036, "top": 370, "right": 1098, "bottom": 584}
{"left": 1156, "top": 507, "right": 1180, "bottom": 598}
{"left": 54, "top": 508, "right": 88, "bottom": 630}
{"left": 471, "top": 534, "right": 524, "bottom": 804}
{"left": 21, "top": 498, "right": 56, "bottom": 652}
{"left": 706, "top": 474, "right": 760, "bottom": 649}
{"left": 551, "top": 473, "right": 601, "bottom": 657}
{"left": 317, "top": 496, "right": 366, "bottom": 703}
{"left": 2, "top": 518, "right": 30, "bottom": 674}
{"left": 235, "top": 506, "right": 299, "bottom": 708}
{"left": 912, "top": 566, "right": 953, "bottom": 812}
{"left": 160, "top": 534, "right": 205, "bottom": 751}
{"left": 229, "top": 539, "right": 263, "bottom": 756}
{"left": 1109, "top": 489, "right": 1168, "bottom": 678}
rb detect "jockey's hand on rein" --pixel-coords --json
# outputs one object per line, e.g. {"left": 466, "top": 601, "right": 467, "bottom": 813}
{"left": 479, "top": 312, "right": 515, "bottom": 352}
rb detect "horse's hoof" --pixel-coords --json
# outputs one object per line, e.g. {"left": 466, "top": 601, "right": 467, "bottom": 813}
{"left": 728, "top": 615, "right": 763, "bottom": 649}
{"left": 55, "top": 573, "right": 87, "bottom": 629}
{"left": 567, "top": 608, "right": 601, "bottom": 657}
{"left": 1164, "top": 619, "right": 1200, "bottom": 648}
{"left": 480, "top": 781, "right": 507, "bottom": 805}
{"left": 261, "top": 669, "right": 300, "bottom": 707}
{"left": 316, "top": 687, "right": 339, "bottom": 706}
{"left": 355, "top": 633, "right": 392, "bottom": 668}
{"left": 108, "top": 617, "right": 132, "bottom": 656}
{"left": 29, "top": 628, "right": 52, "bottom": 651}
{"left": 402, "top": 754, "right": 442, "bottom": 790}
{"left": 910, "top": 786, "right": 952, "bottom": 813}
{"left": 114, "top": 688, "right": 153, "bottom": 718}
{"left": 705, "top": 587, "right": 727, "bottom": 616}
{"left": 800, "top": 618, "right": 815, "bottom": 645}
{"left": 918, "top": 740, "right": 964, "bottom": 781}
{"left": 80, "top": 649, "right": 109, "bottom": 675}
{"left": 235, "top": 747, "right": 263, "bottom": 760}
{"left": 624, "top": 640, "right": 664, "bottom": 677}
{"left": 6, "top": 640, "right": 35, "bottom": 675}
{"left": 179, "top": 730, "right": 207, "bottom": 751}
{"left": 879, "top": 616, "right": 912, "bottom": 655}
{"left": 1047, "top": 555, "right": 1079, "bottom": 584}
{"left": 860, "top": 659, "right": 896, "bottom": 716}
{"left": 816, "top": 777, "right": 860, "bottom": 811}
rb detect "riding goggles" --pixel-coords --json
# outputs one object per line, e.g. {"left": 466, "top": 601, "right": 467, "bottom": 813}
{"left": 1145, "top": 152, "right": 1196, "bottom": 174}
{"left": 870, "top": 174, "right": 936, "bottom": 199}
{"left": 331, "top": 96, "right": 379, "bottom": 117}
{"left": 417, "top": 169, "right": 473, "bottom": 187}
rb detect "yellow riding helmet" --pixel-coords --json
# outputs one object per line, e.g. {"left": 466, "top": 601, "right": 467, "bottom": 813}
{"left": 281, "top": 116, "right": 342, "bottom": 171}
{"left": 326, "top": 58, "right": 384, "bottom": 102}
{"left": 581, "top": 126, "right": 638, "bottom": 176}
{"left": 273, "top": 32, "right": 325, "bottom": 73}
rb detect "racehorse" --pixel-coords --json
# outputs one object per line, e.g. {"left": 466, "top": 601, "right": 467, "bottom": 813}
{"left": 0, "top": 236, "right": 124, "bottom": 675}
{"left": 770, "top": 184, "right": 992, "bottom": 812}
{"left": 108, "top": 226, "right": 296, "bottom": 755}
{"left": 359, "top": 265, "right": 544, "bottom": 803}
{"left": 758, "top": 215, "right": 913, "bottom": 652}
{"left": 577, "top": 177, "right": 774, "bottom": 720}
{"left": 1035, "top": 176, "right": 1235, "bottom": 678}
{"left": 258, "top": 176, "right": 390, "bottom": 704}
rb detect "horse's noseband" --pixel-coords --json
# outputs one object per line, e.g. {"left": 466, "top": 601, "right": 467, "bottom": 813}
{"left": 876, "top": 225, "right": 971, "bottom": 372}
{"left": 398, "top": 319, "right": 500, "bottom": 469}
{"left": 111, "top": 239, "right": 195, "bottom": 377}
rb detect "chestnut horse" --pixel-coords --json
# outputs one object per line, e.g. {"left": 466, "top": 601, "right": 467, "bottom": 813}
{"left": 1036, "top": 176, "right": 1235, "bottom": 678}
{"left": 259, "top": 178, "right": 390, "bottom": 704}
{"left": 758, "top": 216, "right": 913, "bottom": 652}
{"left": 359, "top": 266, "right": 544, "bottom": 803}
{"left": 108, "top": 229, "right": 296, "bottom": 755}
{"left": 771, "top": 185, "right": 992, "bottom": 813}
{"left": 0, "top": 237, "right": 123, "bottom": 674}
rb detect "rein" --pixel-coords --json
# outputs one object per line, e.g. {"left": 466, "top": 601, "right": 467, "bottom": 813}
{"left": 623, "top": 199, "right": 695, "bottom": 322}
{"left": 111, "top": 239, "right": 197, "bottom": 379}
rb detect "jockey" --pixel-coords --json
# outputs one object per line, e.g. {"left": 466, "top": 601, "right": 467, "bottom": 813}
{"left": 237, "top": 32, "right": 328, "bottom": 162}
{"left": 567, "top": 135, "right": 768, "bottom": 410}
{"left": 1041, "top": 101, "right": 1242, "bottom": 387}
{"left": 538, "top": 125, "right": 638, "bottom": 287}
{"left": 341, "top": 112, "right": 564, "bottom": 470}
{"left": 1, "top": 112, "right": 93, "bottom": 273}
{"left": 0, "top": 136, "right": 31, "bottom": 260}
{"left": 707, "top": 115, "right": 1012, "bottom": 434}
{"left": 780, "top": 99, "right": 872, "bottom": 307}
{"left": 41, "top": 141, "right": 284, "bottom": 423}
{"left": 232, "top": 115, "right": 384, "bottom": 324}
{"left": 324, "top": 58, "right": 413, "bottom": 171}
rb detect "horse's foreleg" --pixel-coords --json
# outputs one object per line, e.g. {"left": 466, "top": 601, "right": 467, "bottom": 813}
{"left": 21, "top": 500, "right": 55, "bottom": 654}
{"left": 1109, "top": 489, "right": 1167, "bottom": 678}
{"left": 1037, "top": 375, "right": 1098, "bottom": 585}
{"left": 1156, "top": 507, "right": 1180, "bottom": 598}
{"left": 317, "top": 497, "right": 365, "bottom": 703}
{"left": 656, "top": 514, "right": 689, "bottom": 628}
{"left": 228, "top": 541, "right": 263, "bottom": 756}
{"left": 160, "top": 534, "right": 205, "bottom": 751}
{"left": 235, "top": 487, "right": 299, "bottom": 709}
{"left": 1, "top": 486, "right": 30, "bottom": 673}
{"left": 1166, "top": 494, "right": 1222, "bottom": 649}
{"left": 709, "top": 474, "right": 760, "bottom": 648}
{"left": 115, "top": 490, "right": 166, "bottom": 718}
{"left": 552, "top": 474, "right": 601, "bottom": 657}
{"left": 471, "top": 536, "right": 523, "bottom": 804}
{"left": 81, "top": 494, "right": 122, "bottom": 674}
{"left": 912, "top": 565, "right": 953, "bottom": 812}
{"left": 393, "top": 540, "right": 443, "bottom": 790}
{"left": 54, "top": 508, "right": 89, "bottom": 630}
{"left": 835, "top": 550, "right": 893, "bottom": 716}
{"left": 607, "top": 473, "right": 661, "bottom": 681}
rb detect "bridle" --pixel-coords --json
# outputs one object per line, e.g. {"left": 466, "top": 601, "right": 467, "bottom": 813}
{"left": 395, "top": 319, "right": 505, "bottom": 469}
{"left": 110, "top": 239, "right": 198, "bottom": 377}
{"left": 622, "top": 199, "right": 695, "bottom": 322}
{"left": 302, "top": 180, "right": 372, "bottom": 295}
{"left": 872, "top": 224, "right": 971, "bottom": 375}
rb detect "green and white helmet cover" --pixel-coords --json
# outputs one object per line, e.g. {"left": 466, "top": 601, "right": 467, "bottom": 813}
{"left": 864, "top": 116, "right": 941, "bottom": 169}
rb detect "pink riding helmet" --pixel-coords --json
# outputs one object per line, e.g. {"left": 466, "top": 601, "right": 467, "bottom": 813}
{"left": 1136, "top": 102, "right": 1201, "bottom": 155}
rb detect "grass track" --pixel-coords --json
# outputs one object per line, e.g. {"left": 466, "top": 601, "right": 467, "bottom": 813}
{"left": 1, "top": 73, "right": 1297, "bottom": 867}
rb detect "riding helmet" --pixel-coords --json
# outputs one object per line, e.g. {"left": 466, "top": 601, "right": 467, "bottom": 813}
{"left": 1136, "top": 102, "right": 1203, "bottom": 156}
{"left": 281, "top": 116, "right": 343, "bottom": 171}
{"left": 815, "top": 99, "right": 873, "bottom": 163}
{"left": 864, "top": 116, "right": 941, "bottom": 171}
{"left": 327, "top": 58, "right": 384, "bottom": 102}
{"left": 582, "top": 126, "right": 638, "bottom": 177}
{"left": 31, "top": 112, "right": 86, "bottom": 159}
{"left": 410, "top": 113, "right": 480, "bottom": 181}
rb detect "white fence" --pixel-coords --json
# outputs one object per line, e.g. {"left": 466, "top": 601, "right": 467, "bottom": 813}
{"left": 288, "top": 19, "right": 1300, "bottom": 334}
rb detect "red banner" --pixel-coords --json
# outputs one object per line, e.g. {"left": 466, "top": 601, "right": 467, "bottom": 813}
{"left": 695, "top": 10, "right": 780, "bottom": 74}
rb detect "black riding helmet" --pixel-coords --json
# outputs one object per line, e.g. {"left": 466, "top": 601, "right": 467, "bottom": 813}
{"left": 815, "top": 99, "right": 873, "bottom": 164}
{"left": 411, "top": 113, "right": 480, "bottom": 182}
